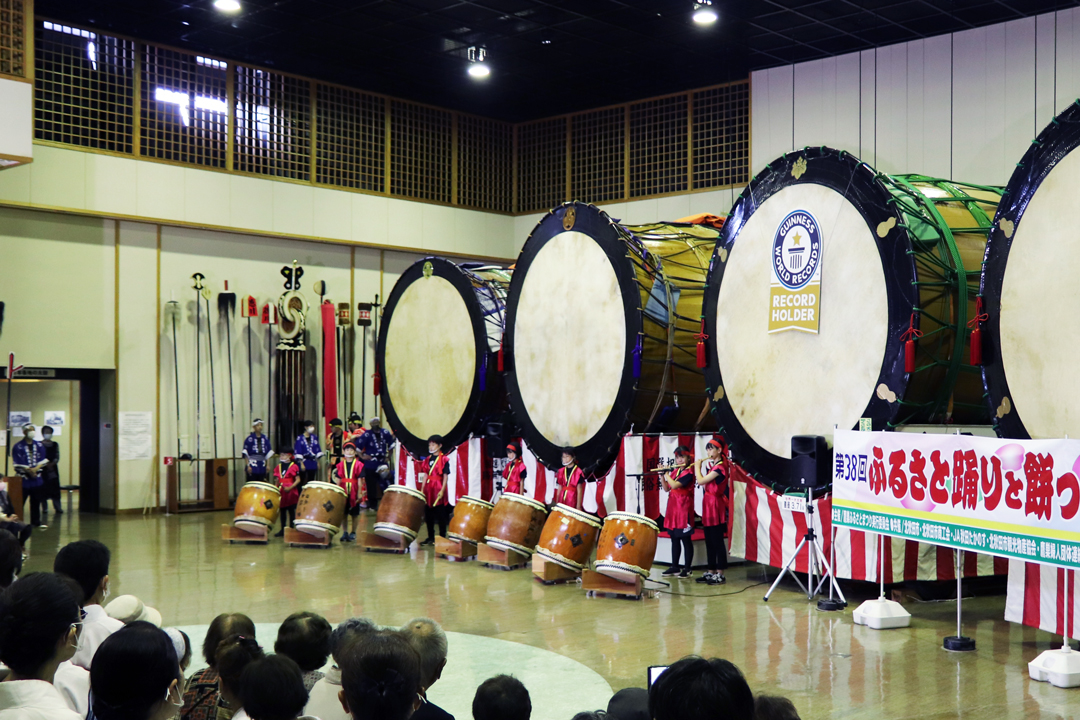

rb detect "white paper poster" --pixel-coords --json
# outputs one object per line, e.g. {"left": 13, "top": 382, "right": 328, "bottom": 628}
{"left": 8, "top": 412, "right": 30, "bottom": 436}
{"left": 44, "top": 411, "right": 65, "bottom": 426}
{"left": 119, "top": 411, "right": 153, "bottom": 461}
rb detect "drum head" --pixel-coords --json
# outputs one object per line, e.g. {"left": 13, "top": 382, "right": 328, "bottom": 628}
{"left": 379, "top": 257, "right": 490, "bottom": 457}
{"left": 506, "top": 203, "right": 639, "bottom": 472}
{"left": 703, "top": 148, "right": 918, "bottom": 482}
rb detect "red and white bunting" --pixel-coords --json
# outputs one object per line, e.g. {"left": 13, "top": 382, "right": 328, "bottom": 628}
{"left": 1005, "top": 561, "right": 1080, "bottom": 640}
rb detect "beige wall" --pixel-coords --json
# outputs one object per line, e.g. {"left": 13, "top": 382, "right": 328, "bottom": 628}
{"left": 0, "top": 379, "right": 80, "bottom": 487}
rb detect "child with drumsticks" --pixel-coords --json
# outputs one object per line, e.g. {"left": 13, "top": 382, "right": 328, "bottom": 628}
{"left": 695, "top": 436, "right": 730, "bottom": 585}
{"left": 335, "top": 441, "right": 366, "bottom": 542}
{"left": 419, "top": 435, "right": 453, "bottom": 546}
{"left": 273, "top": 446, "right": 302, "bottom": 537}
{"left": 662, "top": 446, "right": 697, "bottom": 579}
{"left": 553, "top": 447, "right": 585, "bottom": 511}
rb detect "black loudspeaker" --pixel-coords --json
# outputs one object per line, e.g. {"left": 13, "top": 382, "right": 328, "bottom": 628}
{"left": 790, "top": 435, "right": 830, "bottom": 488}
{"left": 485, "top": 421, "right": 511, "bottom": 458}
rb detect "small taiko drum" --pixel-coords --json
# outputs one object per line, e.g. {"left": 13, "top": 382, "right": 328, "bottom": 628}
{"left": 484, "top": 492, "right": 548, "bottom": 556}
{"left": 594, "top": 512, "right": 659, "bottom": 582}
{"left": 448, "top": 496, "right": 495, "bottom": 544}
{"left": 374, "top": 485, "right": 426, "bottom": 543}
{"left": 233, "top": 482, "right": 280, "bottom": 534}
{"left": 294, "top": 481, "right": 348, "bottom": 540}
{"left": 535, "top": 504, "right": 603, "bottom": 571}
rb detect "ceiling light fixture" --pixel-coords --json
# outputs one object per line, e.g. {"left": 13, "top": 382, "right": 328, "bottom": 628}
{"left": 692, "top": 1, "right": 718, "bottom": 25}
{"left": 467, "top": 45, "right": 490, "bottom": 78}
{"left": 213, "top": 0, "right": 242, "bottom": 13}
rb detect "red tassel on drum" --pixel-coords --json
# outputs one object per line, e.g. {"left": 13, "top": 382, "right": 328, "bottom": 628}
{"left": 373, "top": 368, "right": 381, "bottom": 397}
{"left": 967, "top": 297, "right": 988, "bottom": 366}
{"left": 899, "top": 312, "right": 923, "bottom": 374}
{"left": 497, "top": 340, "right": 505, "bottom": 372}
{"left": 694, "top": 317, "right": 709, "bottom": 369}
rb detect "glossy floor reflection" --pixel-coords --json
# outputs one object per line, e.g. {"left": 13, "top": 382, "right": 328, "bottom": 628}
{"left": 21, "top": 509, "right": 1080, "bottom": 719}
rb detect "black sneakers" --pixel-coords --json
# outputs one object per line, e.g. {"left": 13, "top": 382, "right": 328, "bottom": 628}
{"left": 678, "top": 568, "right": 693, "bottom": 579}
{"left": 661, "top": 565, "right": 680, "bottom": 576}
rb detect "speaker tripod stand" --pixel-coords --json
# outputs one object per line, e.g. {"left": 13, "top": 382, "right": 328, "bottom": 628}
{"left": 763, "top": 488, "right": 846, "bottom": 604}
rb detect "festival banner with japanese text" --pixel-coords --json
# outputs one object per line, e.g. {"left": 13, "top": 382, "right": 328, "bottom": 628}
{"left": 832, "top": 430, "right": 1080, "bottom": 570}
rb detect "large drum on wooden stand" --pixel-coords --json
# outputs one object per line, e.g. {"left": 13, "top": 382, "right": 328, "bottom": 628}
{"left": 981, "top": 102, "right": 1080, "bottom": 439}
{"left": 448, "top": 496, "right": 494, "bottom": 544}
{"left": 233, "top": 482, "right": 280, "bottom": 533}
{"left": 703, "top": 147, "right": 999, "bottom": 483}
{"left": 484, "top": 492, "right": 548, "bottom": 556}
{"left": 378, "top": 258, "right": 511, "bottom": 457}
{"left": 594, "top": 512, "right": 659, "bottom": 582}
{"left": 294, "top": 481, "right": 347, "bottom": 539}
{"left": 374, "top": 485, "right": 426, "bottom": 543}
{"left": 535, "top": 504, "right": 602, "bottom": 571}
{"left": 505, "top": 202, "right": 721, "bottom": 473}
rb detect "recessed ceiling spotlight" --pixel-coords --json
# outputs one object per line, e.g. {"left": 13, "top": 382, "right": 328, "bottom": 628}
{"left": 214, "top": 0, "right": 242, "bottom": 13}
{"left": 692, "top": 1, "right": 718, "bottom": 25}
{"left": 541, "top": 39, "right": 551, "bottom": 45}
{"left": 467, "top": 46, "right": 490, "bottom": 79}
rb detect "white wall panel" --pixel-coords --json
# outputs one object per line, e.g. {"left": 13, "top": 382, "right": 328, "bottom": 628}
{"left": 952, "top": 26, "right": 995, "bottom": 183}
{"left": 1055, "top": 7, "right": 1080, "bottom": 114}
{"left": 859, "top": 50, "right": 876, "bottom": 165}
{"left": 793, "top": 59, "right": 824, "bottom": 151}
{"left": 874, "top": 42, "right": 909, "bottom": 175}
{"left": 750, "top": 65, "right": 794, "bottom": 173}
{"left": 1036, "top": 12, "right": 1057, "bottom": 132}
{"left": 919, "top": 36, "right": 954, "bottom": 179}
{"left": 1004, "top": 18, "right": 1038, "bottom": 187}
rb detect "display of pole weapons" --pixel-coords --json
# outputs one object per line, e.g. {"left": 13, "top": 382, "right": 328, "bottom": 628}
{"left": 202, "top": 281, "right": 219, "bottom": 459}
{"left": 242, "top": 296, "right": 257, "bottom": 421}
{"left": 338, "top": 303, "right": 350, "bottom": 422}
{"left": 314, "top": 280, "right": 327, "bottom": 431}
{"left": 164, "top": 296, "right": 184, "bottom": 491}
{"left": 219, "top": 281, "right": 238, "bottom": 495}
{"left": 277, "top": 262, "right": 308, "bottom": 448}
{"left": 357, "top": 301, "right": 372, "bottom": 419}
{"left": 191, "top": 273, "right": 205, "bottom": 500}
{"left": 261, "top": 301, "right": 278, "bottom": 447}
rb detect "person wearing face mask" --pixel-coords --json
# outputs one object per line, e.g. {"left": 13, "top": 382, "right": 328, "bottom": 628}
{"left": 54, "top": 539, "right": 123, "bottom": 670}
{"left": 334, "top": 442, "right": 366, "bottom": 542}
{"left": 273, "top": 448, "right": 302, "bottom": 538}
{"left": 0, "top": 572, "right": 85, "bottom": 720}
{"left": 294, "top": 421, "right": 324, "bottom": 487}
{"left": 11, "top": 424, "right": 48, "bottom": 529}
{"left": 553, "top": 448, "right": 585, "bottom": 511}
{"left": 327, "top": 419, "right": 346, "bottom": 482}
{"left": 39, "top": 426, "right": 63, "bottom": 520}
{"left": 242, "top": 420, "right": 274, "bottom": 484}
{"left": 418, "top": 436, "right": 452, "bottom": 546}
{"left": 88, "top": 622, "right": 184, "bottom": 720}
{"left": 501, "top": 444, "right": 527, "bottom": 496}
{"left": 355, "top": 417, "right": 395, "bottom": 512}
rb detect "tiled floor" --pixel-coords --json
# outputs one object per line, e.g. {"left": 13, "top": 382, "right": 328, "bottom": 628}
{"left": 21, "top": 508, "right": 1080, "bottom": 719}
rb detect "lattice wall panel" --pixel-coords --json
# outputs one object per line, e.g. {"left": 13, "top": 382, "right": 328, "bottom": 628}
{"left": 571, "top": 108, "right": 624, "bottom": 204}
{"left": 390, "top": 100, "right": 452, "bottom": 202}
{"left": 629, "top": 95, "right": 687, "bottom": 198}
{"left": 517, "top": 118, "right": 565, "bottom": 214}
{"left": 141, "top": 46, "right": 227, "bottom": 166}
{"left": 236, "top": 67, "right": 311, "bottom": 180}
{"left": 35, "top": 22, "right": 133, "bottom": 153}
{"left": 315, "top": 84, "right": 383, "bottom": 191}
{"left": 692, "top": 81, "right": 750, "bottom": 190}
{"left": 0, "top": 0, "right": 27, "bottom": 78}
{"left": 458, "top": 115, "right": 512, "bottom": 213}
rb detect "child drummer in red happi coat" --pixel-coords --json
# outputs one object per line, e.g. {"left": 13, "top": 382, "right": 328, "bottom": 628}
{"left": 695, "top": 436, "right": 729, "bottom": 585}
{"left": 502, "top": 443, "right": 528, "bottom": 495}
{"left": 553, "top": 447, "right": 585, "bottom": 511}
{"left": 662, "top": 445, "right": 697, "bottom": 579}
{"left": 273, "top": 446, "right": 302, "bottom": 537}
{"left": 419, "top": 435, "right": 452, "bottom": 546}
{"left": 335, "top": 441, "right": 367, "bottom": 543}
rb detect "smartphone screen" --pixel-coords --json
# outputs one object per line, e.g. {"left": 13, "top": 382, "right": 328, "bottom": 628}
{"left": 647, "top": 665, "right": 668, "bottom": 687}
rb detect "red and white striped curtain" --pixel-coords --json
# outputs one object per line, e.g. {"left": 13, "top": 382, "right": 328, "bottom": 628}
{"left": 1005, "top": 561, "right": 1080, "bottom": 640}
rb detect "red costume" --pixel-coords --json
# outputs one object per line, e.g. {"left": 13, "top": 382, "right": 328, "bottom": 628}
{"left": 335, "top": 457, "right": 367, "bottom": 506}
{"left": 664, "top": 466, "right": 696, "bottom": 531}
{"left": 502, "top": 458, "right": 527, "bottom": 495}
{"left": 701, "top": 458, "right": 727, "bottom": 527}
{"left": 421, "top": 453, "right": 451, "bottom": 506}
{"left": 554, "top": 465, "right": 584, "bottom": 507}
{"left": 274, "top": 461, "right": 301, "bottom": 508}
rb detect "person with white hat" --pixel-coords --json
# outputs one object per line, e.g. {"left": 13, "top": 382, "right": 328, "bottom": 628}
{"left": 354, "top": 417, "right": 395, "bottom": 512}
{"left": 242, "top": 419, "right": 274, "bottom": 484}
{"left": 104, "top": 595, "right": 162, "bottom": 628}
{"left": 11, "top": 424, "right": 48, "bottom": 529}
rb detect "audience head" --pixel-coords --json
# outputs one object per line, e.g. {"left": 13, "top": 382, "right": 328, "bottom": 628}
{"left": 54, "top": 539, "right": 111, "bottom": 605}
{"left": 649, "top": 657, "right": 754, "bottom": 720}
{"left": 275, "top": 611, "right": 332, "bottom": 673}
{"left": 339, "top": 630, "right": 422, "bottom": 720}
{"left": 215, "top": 634, "right": 265, "bottom": 709}
{"left": 202, "top": 612, "right": 256, "bottom": 667}
{"left": 0, "top": 529, "right": 23, "bottom": 589}
{"left": 240, "top": 654, "right": 309, "bottom": 720}
{"left": 400, "top": 617, "right": 448, "bottom": 690}
{"left": 90, "top": 621, "right": 183, "bottom": 720}
{"left": 472, "top": 674, "right": 531, "bottom": 720}
{"left": 570, "top": 714, "right": 605, "bottom": 720}
{"left": 607, "top": 687, "right": 650, "bottom": 720}
{"left": 164, "top": 627, "right": 192, "bottom": 672}
{"left": 0, "top": 572, "right": 81, "bottom": 679}
{"left": 331, "top": 617, "right": 379, "bottom": 666}
{"left": 754, "top": 695, "right": 800, "bottom": 720}
{"left": 105, "top": 594, "right": 162, "bottom": 627}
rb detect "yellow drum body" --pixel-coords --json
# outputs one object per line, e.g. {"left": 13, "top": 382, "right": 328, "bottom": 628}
{"left": 233, "top": 482, "right": 280, "bottom": 533}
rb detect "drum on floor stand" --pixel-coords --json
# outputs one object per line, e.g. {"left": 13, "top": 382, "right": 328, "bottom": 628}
{"left": 448, "top": 496, "right": 495, "bottom": 544}
{"left": 505, "top": 203, "right": 721, "bottom": 473}
{"left": 294, "top": 481, "right": 348, "bottom": 540}
{"left": 981, "top": 102, "right": 1080, "bottom": 439}
{"left": 703, "top": 147, "right": 999, "bottom": 484}
{"left": 374, "top": 486, "right": 427, "bottom": 543}
{"left": 233, "top": 482, "right": 281, "bottom": 534}
{"left": 484, "top": 492, "right": 548, "bottom": 556}
{"left": 378, "top": 258, "right": 511, "bottom": 458}
{"left": 535, "top": 504, "right": 602, "bottom": 571}
{"left": 594, "top": 512, "right": 659, "bottom": 582}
